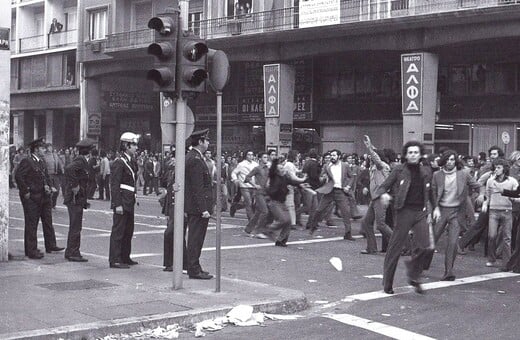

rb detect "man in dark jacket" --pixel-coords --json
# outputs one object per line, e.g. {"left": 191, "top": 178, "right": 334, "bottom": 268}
{"left": 15, "top": 137, "right": 63, "bottom": 258}
{"left": 374, "top": 141, "right": 433, "bottom": 294}
{"left": 109, "top": 132, "right": 139, "bottom": 269}
{"left": 184, "top": 129, "right": 213, "bottom": 279}
{"left": 63, "top": 138, "right": 94, "bottom": 262}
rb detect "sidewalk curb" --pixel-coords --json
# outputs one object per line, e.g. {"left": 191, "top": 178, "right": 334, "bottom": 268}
{"left": 1, "top": 289, "right": 308, "bottom": 340}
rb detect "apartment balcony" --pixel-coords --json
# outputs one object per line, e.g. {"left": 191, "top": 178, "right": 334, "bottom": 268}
{"left": 14, "top": 30, "right": 77, "bottom": 55}
{"left": 103, "top": 29, "right": 155, "bottom": 58}
{"left": 196, "top": 0, "right": 520, "bottom": 39}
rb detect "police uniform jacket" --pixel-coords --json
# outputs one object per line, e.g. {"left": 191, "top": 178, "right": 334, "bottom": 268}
{"left": 110, "top": 153, "right": 137, "bottom": 212}
{"left": 184, "top": 148, "right": 213, "bottom": 215}
{"left": 15, "top": 154, "right": 51, "bottom": 202}
{"left": 63, "top": 155, "right": 90, "bottom": 207}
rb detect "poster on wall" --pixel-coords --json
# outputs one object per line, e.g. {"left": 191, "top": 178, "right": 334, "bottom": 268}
{"left": 87, "top": 112, "right": 101, "bottom": 135}
{"left": 299, "top": 0, "right": 341, "bottom": 28}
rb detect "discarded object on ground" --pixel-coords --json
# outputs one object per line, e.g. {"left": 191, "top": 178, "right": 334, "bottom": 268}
{"left": 329, "top": 257, "right": 343, "bottom": 271}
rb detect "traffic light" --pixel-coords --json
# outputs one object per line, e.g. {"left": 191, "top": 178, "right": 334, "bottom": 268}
{"left": 147, "top": 9, "right": 179, "bottom": 92}
{"left": 177, "top": 31, "right": 209, "bottom": 94}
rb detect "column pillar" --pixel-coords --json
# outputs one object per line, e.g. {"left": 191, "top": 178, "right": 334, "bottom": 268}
{"left": 263, "top": 63, "right": 295, "bottom": 156}
{"left": 45, "top": 110, "right": 53, "bottom": 144}
{"left": 401, "top": 52, "right": 438, "bottom": 153}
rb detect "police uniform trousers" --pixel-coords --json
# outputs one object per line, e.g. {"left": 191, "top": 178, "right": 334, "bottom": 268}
{"left": 186, "top": 214, "right": 209, "bottom": 276}
{"left": 383, "top": 207, "right": 432, "bottom": 291}
{"left": 21, "top": 195, "right": 57, "bottom": 255}
{"left": 163, "top": 204, "right": 188, "bottom": 268}
{"left": 65, "top": 204, "right": 84, "bottom": 258}
{"left": 109, "top": 209, "right": 135, "bottom": 263}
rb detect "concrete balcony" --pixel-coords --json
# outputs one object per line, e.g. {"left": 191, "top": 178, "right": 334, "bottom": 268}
{"left": 196, "top": 0, "right": 520, "bottom": 39}
{"left": 14, "top": 30, "right": 77, "bottom": 54}
{"left": 104, "top": 29, "right": 155, "bottom": 58}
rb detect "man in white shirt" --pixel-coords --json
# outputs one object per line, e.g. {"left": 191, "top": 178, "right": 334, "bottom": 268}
{"left": 231, "top": 150, "right": 258, "bottom": 226}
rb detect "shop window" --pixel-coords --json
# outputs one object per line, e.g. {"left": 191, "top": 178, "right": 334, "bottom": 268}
{"left": 470, "top": 64, "right": 486, "bottom": 94}
{"left": 337, "top": 70, "right": 355, "bottom": 96}
{"left": 449, "top": 66, "right": 469, "bottom": 96}
{"left": 434, "top": 123, "right": 470, "bottom": 155}
{"left": 227, "top": 0, "right": 253, "bottom": 19}
{"left": 89, "top": 8, "right": 107, "bottom": 41}
{"left": 485, "top": 64, "right": 516, "bottom": 94}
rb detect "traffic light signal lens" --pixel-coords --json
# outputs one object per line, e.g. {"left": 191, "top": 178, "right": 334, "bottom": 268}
{"left": 147, "top": 68, "right": 173, "bottom": 86}
{"left": 184, "top": 42, "right": 209, "bottom": 62}
{"left": 148, "top": 17, "right": 174, "bottom": 35}
{"left": 148, "top": 43, "right": 174, "bottom": 59}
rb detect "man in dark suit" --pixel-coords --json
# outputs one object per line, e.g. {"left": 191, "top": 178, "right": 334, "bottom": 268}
{"left": 143, "top": 156, "right": 153, "bottom": 195}
{"left": 63, "top": 138, "right": 95, "bottom": 262}
{"left": 15, "top": 137, "right": 64, "bottom": 259}
{"left": 374, "top": 141, "right": 433, "bottom": 294}
{"left": 307, "top": 149, "right": 357, "bottom": 240}
{"left": 185, "top": 129, "right": 214, "bottom": 279}
{"left": 109, "top": 132, "right": 140, "bottom": 269}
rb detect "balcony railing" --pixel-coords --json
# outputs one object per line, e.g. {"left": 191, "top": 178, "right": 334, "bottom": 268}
{"left": 18, "top": 34, "right": 45, "bottom": 53}
{"left": 104, "top": 28, "right": 154, "bottom": 51}
{"left": 195, "top": 0, "right": 520, "bottom": 39}
{"left": 48, "top": 29, "right": 77, "bottom": 49}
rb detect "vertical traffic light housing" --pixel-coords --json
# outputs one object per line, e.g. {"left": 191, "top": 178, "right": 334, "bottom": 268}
{"left": 177, "top": 31, "right": 209, "bottom": 94}
{"left": 147, "top": 8, "right": 179, "bottom": 92}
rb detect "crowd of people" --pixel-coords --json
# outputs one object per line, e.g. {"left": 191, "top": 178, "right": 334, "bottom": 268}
{"left": 10, "top": 132, "right": 520, "bottom": 290}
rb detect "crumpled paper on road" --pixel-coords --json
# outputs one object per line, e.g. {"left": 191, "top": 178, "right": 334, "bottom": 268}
{"left": 194, "top": 305, "right": 302, "bottom": 337}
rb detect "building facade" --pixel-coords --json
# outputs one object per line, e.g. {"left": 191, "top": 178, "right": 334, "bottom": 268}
{"left": 34, "top": 0, "right": 520, "bottom": 155}
{"left": 10, "top": 0, "right": 80, "bottom": 149}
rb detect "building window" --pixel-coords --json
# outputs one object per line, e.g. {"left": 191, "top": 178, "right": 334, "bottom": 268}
{"left": 227, "top": 0, "right": 253, "bottom": 19}
{"left": 89, "top": 8, "right": 107, "bottom": 41}
{"left": 188, "top": 12, "right": 202, "bottom": 36}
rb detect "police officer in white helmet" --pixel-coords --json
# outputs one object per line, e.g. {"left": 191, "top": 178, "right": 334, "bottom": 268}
{"left": 109, "top": 132, "right": 140, "bottom": 269}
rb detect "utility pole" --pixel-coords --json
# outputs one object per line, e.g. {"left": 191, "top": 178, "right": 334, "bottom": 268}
{"left": 0, "top": 0, "right": 11, "bottom": 262}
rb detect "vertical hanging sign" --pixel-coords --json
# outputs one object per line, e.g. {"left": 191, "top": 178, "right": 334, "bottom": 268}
{"left": 401, "top": 53, "right": 423, "bottom": 115}
{"left": 263, "top": 64, "right": 280, "bottom": 118}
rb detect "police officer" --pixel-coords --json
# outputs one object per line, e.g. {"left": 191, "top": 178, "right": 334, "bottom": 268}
{"left": 15, "top": 137, "right": 64, "bottom": 259}
{"left": 109, "top": 132, "right": 139, "bottom": 269}
{"left": 63, "top": 138, "right": 95, "bottom": 262}
{"left": 185, "top": 129, "right": 214, "bottom": 279}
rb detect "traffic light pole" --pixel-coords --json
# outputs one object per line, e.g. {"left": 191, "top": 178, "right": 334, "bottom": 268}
{"left": 215, "top": 91, "right": 223, "bottom": 292}
{"left": 173, "top": 94, "right": 187, "bottom": 290}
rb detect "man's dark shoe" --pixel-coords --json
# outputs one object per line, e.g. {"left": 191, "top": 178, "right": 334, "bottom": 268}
{"left": 384, "top": 288, "right": 394, "bottom": 294}
{"left": 230, "top": 203, "right": 237, "bottom": 217}
{"left": 110, "top": 262, "right": 130, "bottom": 269}
{"left": 352, "top": 215, "right": 363, "bottom": 220}
{"left": 163, "top": 266, "right": 173, "bottom": 272}
{"left": 28, "top": 253, "right": 44, "bottom": 259}
{"left": 499, "top": 266, "right": 510, "bottom": 272}
{"left": 189, "top": 272, "right": 213, "bottom": 280}
{"left": 361, "top": 250, "right": 377, "bottom": 255}
{"left": 408, "top": 280, "right": 424, "bottom": 294}
{"left": 275, "top": 241, "right": 287, "bottom": 247}
{"left": 309, "top": 226, "right": 317, "bottom": 235}
{"left": 343, "top": 232, "right": 355, "bottom": 241}
{"left": 67, "top": 256, "right": 88, "bottom": 262}
{"left": 46, "top": 246, "right": 65, "bottom": 253}
{"left": 125, "top": 259, "right": 139, "bottom": 265}
{"left": 441, "top": 274, "right": 455, "bottom": 281}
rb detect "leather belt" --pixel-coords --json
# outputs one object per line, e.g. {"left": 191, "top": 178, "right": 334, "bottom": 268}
{"left": 120, "top": 184, "right": 135, "bottom": 192}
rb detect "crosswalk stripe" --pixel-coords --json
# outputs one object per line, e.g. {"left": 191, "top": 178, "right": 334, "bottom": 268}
{"left": 324, "top": 313, "right": 436, "bottom": 340}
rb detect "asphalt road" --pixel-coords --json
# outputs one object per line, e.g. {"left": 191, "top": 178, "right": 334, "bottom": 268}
{"left": 8, "top": 189, "right": 520, "bottom": 339}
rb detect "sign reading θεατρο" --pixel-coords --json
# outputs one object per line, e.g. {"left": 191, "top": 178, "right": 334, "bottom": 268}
{"left": 263, "top": 64, "right": 280, "bottom": 118}
{"left": 401, "top": 53, "right": 423, "bottom": 115}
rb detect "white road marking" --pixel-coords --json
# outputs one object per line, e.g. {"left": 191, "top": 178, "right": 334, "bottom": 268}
{"left": 342, "top": 272, "right": 520, "bottom": 302}
{"left": 364, "top": 274, "right": 383, "bottom": 279}
{"left": 9, "top": 217, "right": 110, "bottom": 233}
{"left": 324, "top": 313, "right": 436, "bottom": 340}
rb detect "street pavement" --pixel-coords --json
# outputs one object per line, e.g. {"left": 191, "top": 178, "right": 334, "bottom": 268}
{"left": 4, "top": 188, "right": 520, "bottom": 339}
